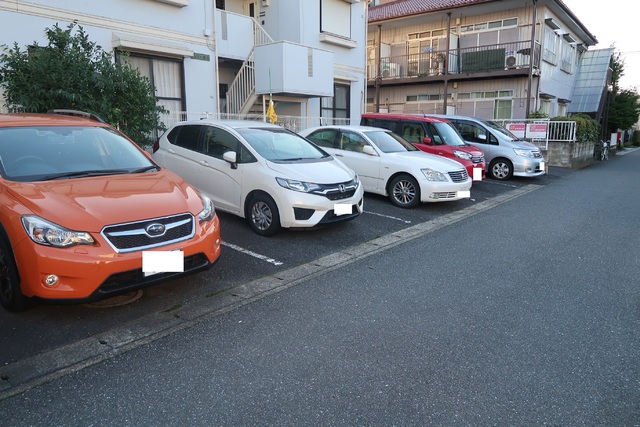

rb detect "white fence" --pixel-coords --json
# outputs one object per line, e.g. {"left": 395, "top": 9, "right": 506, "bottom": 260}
{"left": 159, "top": 111, "right": 355, "bottom": 134}
{"left": 495, "top": 119, "right": 577, "bottom": 150}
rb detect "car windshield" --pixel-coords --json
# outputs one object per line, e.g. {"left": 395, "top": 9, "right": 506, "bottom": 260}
{"left": 365, "top": 130, "right": 418, "bottom": 153}
{"left": 0, "top": 126, "right": 156, "bottom": 182}
{"left": 237, "top": 127, "right": 329, "bottom": 161}
{"left": 484, "top": 120, "right": 520, "bottom": 141}
{"left": 432, "top": 122, "right": 468, "bottom": 147}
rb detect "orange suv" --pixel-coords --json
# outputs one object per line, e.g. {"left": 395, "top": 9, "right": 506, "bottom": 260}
{"left": 0, "top": 110, "right": 222, "bottom": 310}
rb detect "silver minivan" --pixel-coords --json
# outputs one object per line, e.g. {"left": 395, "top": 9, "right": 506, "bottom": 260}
{"left": 429, "top": 114, "right": 545, "bottom": 180}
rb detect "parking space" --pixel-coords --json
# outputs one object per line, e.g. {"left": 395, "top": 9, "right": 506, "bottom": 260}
{"left": 0, "top": 169, "right": 570, "bottom": 367}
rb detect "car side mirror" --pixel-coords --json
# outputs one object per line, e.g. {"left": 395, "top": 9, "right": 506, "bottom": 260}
{"left": 422, "top": 136, "right": 433, "bottom": 145}
{"left": 477, "top": 134, "right": 487, "bottom": 141}
{"left": 223, "top": 151, "right": 238, "bottom": 169}
{"left": 362, "top": 145, "right": 377, "bottom": 156}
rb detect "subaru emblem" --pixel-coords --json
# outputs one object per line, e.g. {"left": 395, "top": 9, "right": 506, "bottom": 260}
{"left": 146, "top": 223, "right": 166, "bottom": 237}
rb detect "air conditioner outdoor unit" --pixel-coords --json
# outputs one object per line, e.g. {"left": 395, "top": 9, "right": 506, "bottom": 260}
{"left": 505, "top": 52, "right": 522, "bottom": 69}
{"left": 382, "top": 62, "right": 400, "bottom": 78}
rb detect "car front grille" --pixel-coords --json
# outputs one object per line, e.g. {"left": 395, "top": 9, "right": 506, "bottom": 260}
{"left": 102, "top": 213, "right": 195, "bottom": 253}
{"left": 448, "top": 169, "right": 469, "bottom": 183}
{"left": 310, "top": 178, "right": 359, "bottom": 200}
{"left": 471, "top": 155, "right": 485, "bottom": 164}
{"left": 533, "top": 151, "right": 543, "bottom": 158}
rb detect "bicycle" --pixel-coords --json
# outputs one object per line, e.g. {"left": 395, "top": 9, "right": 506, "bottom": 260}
{"left": 600, "top": 140, "right": 609, "bottom": 161}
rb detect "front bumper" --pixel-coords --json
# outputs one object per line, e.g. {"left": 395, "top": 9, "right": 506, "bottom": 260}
{"left": 419, "top": 179, "right": 472, "bottom": 203}
{"left": 13, "top": 214, "right": 222, "bottom": 301}
{"left": 513, "top": 158, "right": 546, "bottom": 177}
{"left": 276, "top": 185, "right": 365, "bottom": 229}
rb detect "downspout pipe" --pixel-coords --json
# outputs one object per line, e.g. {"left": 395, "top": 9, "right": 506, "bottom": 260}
{"left": 526, "top": 0, "right": 537, "bottom": 118}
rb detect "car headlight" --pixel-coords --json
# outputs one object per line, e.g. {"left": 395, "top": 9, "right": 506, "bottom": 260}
{"left": 422, "top": 168, "right": 448, "bottom": 182}
{"left": 453, "top": 150, "right": 472, "bottom": 160}
{"left": 198, "top": 193, "right": 215, "bottom": 222}
{"left": 514, "top": 149, "right": 536, "bottom": 158}
{"left": 21, "top": 215, "right": 94, "bottom": 247}
{"left": 276, "top": 177, "right": 322, "bottom": 193}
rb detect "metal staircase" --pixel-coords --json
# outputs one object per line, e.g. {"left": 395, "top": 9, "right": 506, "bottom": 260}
{"left": 226, "top": 18, "right": 273, "bottom": 117}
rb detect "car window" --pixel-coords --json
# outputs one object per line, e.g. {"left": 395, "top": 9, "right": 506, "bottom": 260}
{"left": 203, "top": 126, "right": 238, "bottom": 159}
{"left": 366, "top": 130, "right": 417, "bottom": 153}
{"left": 167, "top": 125, "right": 201, "bottom": 151}
{"left": 400, "top": 123, "right": 425, "bottom": 144}
{"left": 237, "top": 127, "right": 328, "bottom": 162}
{"left": 430, "top": 122, "right": 466, "bottom": 146}
{"left": 454, "top": 120, "right": 492, "bottom": 145}
{"left": 305, "top": 129, "right": 339, "bottom": 149}
{"left": 340, "top": 131, "right": 368, "bottom": 153}
{"left": 0, "top": 126, "right": 154, "bottom": 182}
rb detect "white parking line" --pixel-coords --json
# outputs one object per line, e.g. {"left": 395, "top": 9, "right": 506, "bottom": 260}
{"left": 364, "top": 210, "right": 412, "bottom": 224}
{"left": 222, "top": 242, "right": 284, "bottom": 266}
{"left": 477, "top": 179, "right": 517, "bottom": 188}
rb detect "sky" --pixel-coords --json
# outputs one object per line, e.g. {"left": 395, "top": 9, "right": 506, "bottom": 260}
{"left": 561, "top": 0, "right": 639, "bottom": 91}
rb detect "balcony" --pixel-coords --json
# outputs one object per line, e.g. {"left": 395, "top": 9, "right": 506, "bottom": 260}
{"left": 254, "top": 42, "right": 333, "bottom": 97}
{"left": 367, "top": 41, "right": 541, "bottom": 85}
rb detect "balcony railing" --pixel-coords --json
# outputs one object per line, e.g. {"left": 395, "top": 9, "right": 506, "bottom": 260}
{"left": 368, "top": 41, "right": 540, "bottom": 80}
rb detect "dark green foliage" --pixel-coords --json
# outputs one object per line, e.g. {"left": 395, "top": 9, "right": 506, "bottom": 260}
{"left": 0, "top": 22, "right": 165, "bottom": 146}
{"left": 560, "top": 114, "right": 600, "bottom": 143}
{"left": 607, "top": 89, "right": 640, "bottom": 134}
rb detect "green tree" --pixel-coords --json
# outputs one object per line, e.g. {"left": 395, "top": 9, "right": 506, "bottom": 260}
{"left": 605, "top": 53, "right": 640, "bottom": 135}
{"left": 0, "top": 22, "right": 165, "bottom": 146}
{"left": 608, "top": 89, "right": 640, "bottom": 134}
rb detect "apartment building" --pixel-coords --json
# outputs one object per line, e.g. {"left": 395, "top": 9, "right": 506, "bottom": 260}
{"left": 366, "top": 0, "right": 611, "bottom": 121}
{"left": 0, "top": 0, "right": 368, "bottom": 125}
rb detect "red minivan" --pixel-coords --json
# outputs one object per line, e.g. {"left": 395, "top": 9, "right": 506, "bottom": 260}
{"left": 361, "top": 113, "right": 485, "bottom": 180}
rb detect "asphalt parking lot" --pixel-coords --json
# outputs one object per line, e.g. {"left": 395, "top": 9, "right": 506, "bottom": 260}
{"left": 0, "top": 168, "right": 572, "bottom": 374}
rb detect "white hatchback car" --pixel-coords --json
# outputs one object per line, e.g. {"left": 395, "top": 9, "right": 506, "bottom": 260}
{"left": 153, "top": 120, "right": 363, "bottom": 235}
{"left": 299, "top": 125, "right": 471, "bottom": 209}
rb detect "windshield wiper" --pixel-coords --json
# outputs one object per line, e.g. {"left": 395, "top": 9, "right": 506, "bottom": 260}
{"left": 132, "top": 165, "right": 159, "bottom": 173}
{"left": 41, "top": 169, "right": 131, "bottom": 181}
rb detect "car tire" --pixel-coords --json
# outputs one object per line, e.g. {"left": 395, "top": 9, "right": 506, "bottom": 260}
{"left": 389, "top": 174, "right": 420, "bottom": 209}
{"left": 0, "top": 236, "right": 29, "bottom": 311}
{"left": 489, "top": 158, "right": 513, "bottom": 180}
{"left": 248, "top": 193, "right": 281, "bottom": 236}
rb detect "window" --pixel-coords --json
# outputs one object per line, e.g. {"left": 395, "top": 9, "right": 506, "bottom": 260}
{"left": 306, "top": 129, "right": 339, "bottom": 149}
{"left": 321, "top": 83, "right": 350, "bottom": 120}
{"left": 321, "top": 0, "right": 351, "bottom": 39}
{"left": 167, "top": 125, "right": 200, "bottom": 151}
{"left": 543, "top": 26, "right": 559, "bottom": 64}
{"left": 203, "top": 126, "right": 238, "bottom": 160}
{"left": 124, "top": 53, "right": 185, "bottom": 115}
{"left": 560, "top": 42, "right": 575, "bottom": 73}
{"left": 340, "top": 131, "right": 368, "bottom": 152}
{"left": 460, "top": 18, "right": 517, "bottom": 33}
{"left": 494, "top": 100, "right": 512, "bottom": 120}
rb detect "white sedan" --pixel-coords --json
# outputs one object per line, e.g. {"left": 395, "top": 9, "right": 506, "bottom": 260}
{"left": 299, "top": 125, "right": 471, "bottom": 209}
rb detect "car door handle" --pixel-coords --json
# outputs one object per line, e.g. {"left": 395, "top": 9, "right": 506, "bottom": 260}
{"left": 334, "top": 153, "right": 343, "bottom": 157}
{"left": 168, "top": 148, "right": 176, "bottom": 154}
{"left": 199, "top": 160, "right": 209, "bottom": 166}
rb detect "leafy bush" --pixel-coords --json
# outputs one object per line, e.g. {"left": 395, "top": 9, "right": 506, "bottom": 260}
{"left": 0, "top": 22, "right": 165, "bottom": 146}
{"left": 562, "top": 113, "right": 600, "bottom": 143}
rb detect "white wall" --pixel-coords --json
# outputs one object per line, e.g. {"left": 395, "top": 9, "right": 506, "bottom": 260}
{"left": 0, "top": 0, "right": 218, "bottom": 113}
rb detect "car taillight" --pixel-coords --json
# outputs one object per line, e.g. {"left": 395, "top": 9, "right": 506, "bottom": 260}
{"left": 152, "top": 139, "right": 160, "bottom": 153}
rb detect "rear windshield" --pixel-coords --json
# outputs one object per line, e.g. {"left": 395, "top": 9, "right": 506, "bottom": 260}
{"left": 0, "top": 126, "right": 154, "bottom": 182}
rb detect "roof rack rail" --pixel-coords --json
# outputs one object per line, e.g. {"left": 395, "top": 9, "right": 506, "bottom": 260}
{"left": 46, "top": 109, "right": 106, "bottom": 123}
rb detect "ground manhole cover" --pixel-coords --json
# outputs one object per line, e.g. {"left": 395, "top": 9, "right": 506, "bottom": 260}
{"left": 84, "top": 290, "right": 144, "bottom": 308}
